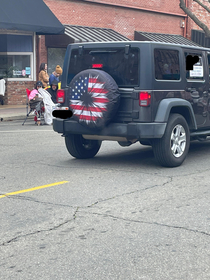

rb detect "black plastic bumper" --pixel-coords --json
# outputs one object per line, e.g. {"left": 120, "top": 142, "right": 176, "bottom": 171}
{"left": 53, "top": 118, "right": 167, "bottom": 139}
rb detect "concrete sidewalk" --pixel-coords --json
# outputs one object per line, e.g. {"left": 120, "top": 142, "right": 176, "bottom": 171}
{"left": 0, "top": 105, "right": 30, "bottom": 121}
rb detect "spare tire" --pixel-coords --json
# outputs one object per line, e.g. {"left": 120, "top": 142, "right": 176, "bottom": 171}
{"left": 69, "top": 69, "right": 120, "bottom": 130}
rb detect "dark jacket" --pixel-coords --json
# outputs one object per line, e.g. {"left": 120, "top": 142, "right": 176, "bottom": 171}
{"left": 46, "top": 81, "right": 58, "bottom": 103}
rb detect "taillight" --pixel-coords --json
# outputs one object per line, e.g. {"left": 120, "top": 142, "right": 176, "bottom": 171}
{"left": 139, "top": 92, "right": 151, "bottom": 107}
{"left": 57, "top": 89, "right": 65, "bottom": 103}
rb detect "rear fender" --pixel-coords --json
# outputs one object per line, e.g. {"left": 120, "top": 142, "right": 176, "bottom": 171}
{"left": 155, "top": 98, "right": 197, "bottom": 130}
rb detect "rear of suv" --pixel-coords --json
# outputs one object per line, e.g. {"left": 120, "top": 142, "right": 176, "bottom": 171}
{"left": 53, "top": 41, "right": 210, "bottom": 167}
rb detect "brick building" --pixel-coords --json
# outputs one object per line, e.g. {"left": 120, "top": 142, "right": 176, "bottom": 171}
{"left": 189, "top": 0, "right": 210, "bottom": 36}
{"left": 1, "top": 0, "right": 204, "bottom": 105}
{"left": 187, "top": 0, "right": 210, "bottom": 47}
{"left": 45, "top": 0, "right": 186, "bottom": 39}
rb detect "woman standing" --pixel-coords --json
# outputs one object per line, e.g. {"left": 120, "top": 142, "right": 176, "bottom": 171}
{"left": 38, "top": 63, "right": 49, "bottom": 88}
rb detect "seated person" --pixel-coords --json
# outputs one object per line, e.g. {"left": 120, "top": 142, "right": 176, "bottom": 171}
{"left": 163, "top": 63, "right": 171, "bottom": 74}
{"left": 46, "top": 80, "right": 58, "bottom": 103}
{"left": 29, "top": 81, "right": 44, "bottom": 125}
{"left": 29, "top": 81, "right": 43, "bottom": 100}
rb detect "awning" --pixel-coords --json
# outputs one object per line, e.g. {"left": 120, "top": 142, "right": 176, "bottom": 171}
{"left": 64, "top": 25, "right": 131, "bottom": 42}
{"left": 0, "top": 0, "right": 64, "bottom": 35}
{"left": 45, "top": 25, "right": 130, "bottom": 48}
{"left": 135, "top": 31, "right": 200, "bottom": 46}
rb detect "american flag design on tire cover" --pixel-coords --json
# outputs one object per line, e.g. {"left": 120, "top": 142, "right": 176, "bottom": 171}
{"left": 69, "top": 69, "right": 120, "bottom": 129}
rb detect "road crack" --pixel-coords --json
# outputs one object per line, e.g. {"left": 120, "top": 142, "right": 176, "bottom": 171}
{"left": 87, "top": 177, "right": 173, "bottom": 208}
{"left": 0, "top": 207, "right": 80, "bottom": 246}
{"left": 0, "top": 194, "right": 76, "bottom": 208}
{"left": 81, "top": 211, "right": 210, "bottom": 237}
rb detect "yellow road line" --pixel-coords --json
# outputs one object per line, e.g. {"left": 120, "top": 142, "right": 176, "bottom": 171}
{"left": 0, "top": 181, "right": 69, "bottom": 199}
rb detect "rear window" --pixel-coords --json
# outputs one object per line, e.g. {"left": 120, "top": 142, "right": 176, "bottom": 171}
{"left": 67, "top": 47, "right": 139, "bottom": 87}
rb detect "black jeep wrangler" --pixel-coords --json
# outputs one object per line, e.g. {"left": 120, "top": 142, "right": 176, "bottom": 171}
{"left": 53, "top": 41, "right": 210, "bottom": 167}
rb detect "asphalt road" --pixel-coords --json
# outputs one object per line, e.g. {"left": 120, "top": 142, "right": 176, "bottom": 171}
{"left": 0, "top": 119, "right": 210, "bottom": 280}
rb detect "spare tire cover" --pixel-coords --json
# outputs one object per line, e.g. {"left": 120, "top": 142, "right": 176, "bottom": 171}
{"left": 69, "top": 69, "right": 120, "bottom": 129}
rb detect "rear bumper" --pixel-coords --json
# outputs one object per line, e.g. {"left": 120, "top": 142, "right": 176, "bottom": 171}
{"left": 53, "top": 118, "right": 167, "bottom": 139}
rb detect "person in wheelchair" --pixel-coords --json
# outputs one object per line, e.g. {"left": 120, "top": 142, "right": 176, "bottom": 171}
{"left": 29, "top": 81, "right": 44, "bottom": 125}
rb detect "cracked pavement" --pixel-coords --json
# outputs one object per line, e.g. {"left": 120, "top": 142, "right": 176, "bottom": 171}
{"left": 0, "top": 120, "right": 210, "bottom": 279}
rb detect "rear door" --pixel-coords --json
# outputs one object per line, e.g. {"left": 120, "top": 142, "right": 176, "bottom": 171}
{"left": 66, "top": 44, "right": 140, "bottom": 123}
{"left": 184, "top": 49, "right": 209, "bottom": 127}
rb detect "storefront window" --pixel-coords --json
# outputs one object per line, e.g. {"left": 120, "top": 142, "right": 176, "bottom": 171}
{"left": 0, "top": 54, "right": 31, "bottom": 78}
{"left": 0, "top": 34, "right": 34, "bottom": 80}
{"left": 47, "top": 48, "right": 66, "bottom": 75}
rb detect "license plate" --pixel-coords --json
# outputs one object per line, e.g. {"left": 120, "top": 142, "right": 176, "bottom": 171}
{"left": 53, "top": 106, "right": 69, "bottom": 111}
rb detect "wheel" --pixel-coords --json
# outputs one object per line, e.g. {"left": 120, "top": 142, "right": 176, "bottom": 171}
{"left": 69, "top": 69, "right": 120, "bottom": 130}
{"left": 152, "top": 114, "right": 190, "bottom": 167}
{"left": 65, "top": 134, "right": 101, "bottom": 159}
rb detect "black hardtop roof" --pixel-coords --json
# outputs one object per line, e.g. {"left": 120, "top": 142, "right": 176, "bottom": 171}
{"left": 70, "top": 40, "right": 210, "bottom": 52}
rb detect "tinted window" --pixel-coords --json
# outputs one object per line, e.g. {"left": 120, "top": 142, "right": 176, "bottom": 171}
{"left": 154, "top": 49, "right": 180, "bottom": 80}
{"left": 68, "top": 47, "right": 139, "bottom": 87}
{"left": 0, "top": 35, "right": 33, "bottom": 52}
